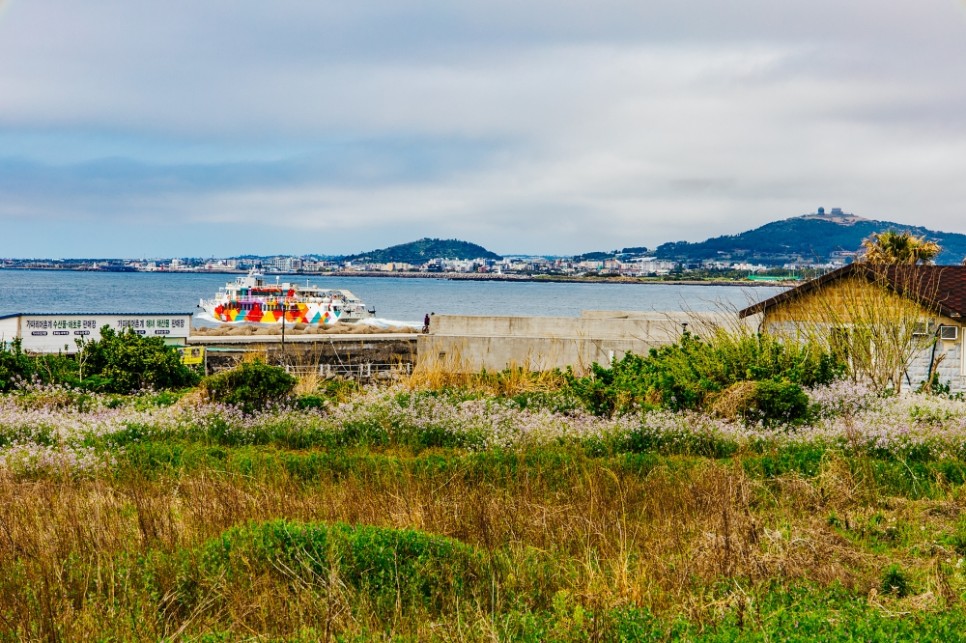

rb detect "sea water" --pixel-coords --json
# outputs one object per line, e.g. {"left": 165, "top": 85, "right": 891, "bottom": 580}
{"left": 0, "top": 270, "right": 785, "bottom": 325}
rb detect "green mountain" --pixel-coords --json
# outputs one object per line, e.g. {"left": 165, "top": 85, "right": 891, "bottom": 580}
{"left": 654, "top": 211, "right": 966, "bottom": 266}
{"left": 573, "top": 247, "right": 650, "bottom": 262}
{"left": 343, "top": 238, "right": 502, "bottom": 264}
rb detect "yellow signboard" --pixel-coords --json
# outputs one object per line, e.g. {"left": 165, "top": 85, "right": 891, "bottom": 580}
{"left": 181, "top": 347, "right": 205, "bottom": 365}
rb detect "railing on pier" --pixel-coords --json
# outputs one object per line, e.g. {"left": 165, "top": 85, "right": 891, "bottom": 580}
{"left": 284, "top": 362, "right": 412, "bottom": 381}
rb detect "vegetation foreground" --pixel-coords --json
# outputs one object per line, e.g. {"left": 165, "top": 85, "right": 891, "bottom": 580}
{"left": 4, "top": 332, "right": 966, "bottom": 639}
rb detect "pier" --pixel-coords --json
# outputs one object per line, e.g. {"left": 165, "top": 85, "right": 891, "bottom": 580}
{"left": 186, "top": 332, "right": 418, "bottom": 376}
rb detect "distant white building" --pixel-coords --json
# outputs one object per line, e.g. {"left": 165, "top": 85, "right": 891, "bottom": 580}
{"left": 731, "top": 262, "right": 769, "bottom": 272}
{"left": 626, "top": 258, "right": 675, "bottom": 276}
{"left": 271, "top": 256, "right": 302, "bottom": 272}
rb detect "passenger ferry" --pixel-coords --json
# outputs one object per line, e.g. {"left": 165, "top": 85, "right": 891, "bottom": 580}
{"left": 199, "top": 270, "right": 374, "bottom": 325}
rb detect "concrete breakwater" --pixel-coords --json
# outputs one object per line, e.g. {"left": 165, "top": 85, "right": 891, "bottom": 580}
{"left": 186, "top": 310, "right": 752, "bottom": 377}
{"left": 417, "top": 310, "right": 752, "bottom": 375}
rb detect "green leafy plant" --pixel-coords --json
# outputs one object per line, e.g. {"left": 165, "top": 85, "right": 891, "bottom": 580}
{"left": 75, "top": 327, "right": 199, "bottom": 393}
{"left": 0, "top": 338, "right": 33, "bottom": 391}
{"left": 200, "top": 359, "right": 297, "bottom": 413}
{"left": 712, "top": 379, "right": 811, "bottom": 427}
{"left": 565, "top": 329, "right": 843, "bottom": 419}
{"left": 880, "top": 564, "right": 911, "bottom": 597}
{"left": 181, "top": 520, "right": 487, "bottom": 618}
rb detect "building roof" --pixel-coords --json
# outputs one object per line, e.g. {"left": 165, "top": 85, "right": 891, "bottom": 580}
{"left": 0, "top": 312, "right": 194, "bottom": 321}
{"left": 739, "top": 264, "right": 966, "bottom": 320}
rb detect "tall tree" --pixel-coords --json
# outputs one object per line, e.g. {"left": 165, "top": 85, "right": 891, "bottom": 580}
{"left": 859, "top": 230, "right": 941, "bottom": 265}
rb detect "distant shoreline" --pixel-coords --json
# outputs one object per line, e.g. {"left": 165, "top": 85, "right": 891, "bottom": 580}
{"left": 0, "top": 266, "right": 795, "bottom": 287}
{"left": 327, "top": 271, "right": 795, "bottom": 287}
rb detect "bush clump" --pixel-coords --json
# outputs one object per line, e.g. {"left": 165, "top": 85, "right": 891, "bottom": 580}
{"left": 3, "top": 330, "right": 202, "bottom": 394}
{"left": 175, "top": 520, "right": 486, "bottom": 620}
{"left": 76, "top": 327, "right": 200, "bottom": 393}
{"left": 711, "top": 379, "right": 811, "bottom": 426}
{"left": 566, "top": 329, "right": 842, "bottom": 421}
{"left": 880, "top": 564, "right": 911, "bottom": 597}
{"left": 0, "top": 339, "right": 33, "bottom": 392}
{"left": 200, "top": 359, "right": 297, "bottom": 413}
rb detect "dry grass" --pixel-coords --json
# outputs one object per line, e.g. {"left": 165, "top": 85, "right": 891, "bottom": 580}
{"left": 408, "top": 340, "right": 567, "bottom": 395}
{"left": 0, "top": 452, "right": 958, "bottom": 639}
{"left": 407, "top": 343, "right": 476, "bottom": 389}
{"left": 240, "top": 346, "right": 269, "bottom": 364}
{"left": 709, "top": 380, "right": 759, "bottom": 421}
{"left": 292, "top": 371, "right": 321, "bottom": 396}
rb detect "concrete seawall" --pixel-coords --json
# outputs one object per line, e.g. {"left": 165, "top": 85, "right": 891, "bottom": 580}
{"left": 418, "top": 311, "right": 757, "bottom": 374}
{"left": 184, "top": 310, "right": 759, "bottom": 376}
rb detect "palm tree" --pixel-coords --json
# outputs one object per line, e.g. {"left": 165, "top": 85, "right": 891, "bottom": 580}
{"left": 859, "top": 230, "right": 941, "bottom": 265}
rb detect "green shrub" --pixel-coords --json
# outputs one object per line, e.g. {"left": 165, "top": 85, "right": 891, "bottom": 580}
{"left": 201, "top": 359, "right": 297, "bottom": 413}
{"left": 27, "top": 352, "right": 79, "bottom": 387}
{"left": 75, "top": 327, "right": 199, "bottom": 393}
{"left": 1, "top": 329, "right": 199, "bottom": 394}
{"left": 563, "top": 353, "right": 657, "bottom": 417}
{"left": 713, "top": 379, "right": 810, "bottom": 426}
{"left": 178, "top": 520, "right": 487, "bottom": 619}
{"left": 293, "top": 394, "right": 327, "bottom": 410}
{"left": 566, "top": 329, "right": 843, "bottom": 417}
{"left": 753, "top": 379, "right": 810, "bottom": 425}
{"left": 880, "top": 564, "right": 911, "bottom": 597}
{"left": 0, "top": 338, "right": 33, "bottom": 391}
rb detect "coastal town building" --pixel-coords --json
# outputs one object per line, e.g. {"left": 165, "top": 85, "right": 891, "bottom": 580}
{"left": 0, "top": 250, "right": 845, "bottom": 279}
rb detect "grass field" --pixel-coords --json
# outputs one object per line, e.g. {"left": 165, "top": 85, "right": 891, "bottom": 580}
{"left": 3, "top": 379, "right": 966, "bottom": 640}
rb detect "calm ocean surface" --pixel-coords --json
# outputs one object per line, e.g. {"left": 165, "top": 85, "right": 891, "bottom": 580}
{"left": 0, "top": 270, "right": 785, "bottom": 326}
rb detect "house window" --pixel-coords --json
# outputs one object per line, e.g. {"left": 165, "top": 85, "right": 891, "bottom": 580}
{"left": 938, "top": 325, "right": 959, "bottom": 342}
{"left": 912, "top": 320, "right": 935, "bottom": 337}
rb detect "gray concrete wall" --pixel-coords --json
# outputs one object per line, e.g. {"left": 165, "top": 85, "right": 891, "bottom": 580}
{"left": 430, "top": 311, "right": 745, "bottom": 339}
{"left": 417, "top": 311, "right": 747, "bottom": 374}
{"left": 905, "top": 332, "right": 965, "bottom": 393}
{"left": 417, "top": 335, "right": 656, "bottom": 373}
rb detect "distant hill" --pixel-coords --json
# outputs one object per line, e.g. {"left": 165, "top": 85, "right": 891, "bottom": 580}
{"left": 343, "top": 238, "right": 502, "bottom": 264}
{"left": 654, "top": 210, "right": 966, "bottom": 266}
{"left": 573, "top": 247, "right": 650, "bottom": 262}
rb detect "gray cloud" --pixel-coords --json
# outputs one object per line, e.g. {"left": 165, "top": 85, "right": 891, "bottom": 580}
{"left": 1, "top": 0, "right": 965, "bottom": 257}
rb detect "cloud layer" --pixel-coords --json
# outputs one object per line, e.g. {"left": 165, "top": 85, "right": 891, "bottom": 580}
{"left": 2, "top": 0, "right": 966, "bottom": 257}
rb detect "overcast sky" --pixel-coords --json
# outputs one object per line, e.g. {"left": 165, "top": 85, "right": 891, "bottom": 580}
{"left": 2, "top": 1, "right": 966, "bottom": 258}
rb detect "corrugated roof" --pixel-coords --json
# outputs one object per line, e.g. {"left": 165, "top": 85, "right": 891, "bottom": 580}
{"left": 739, "top": 264, "right": 966, "bottom": 319}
